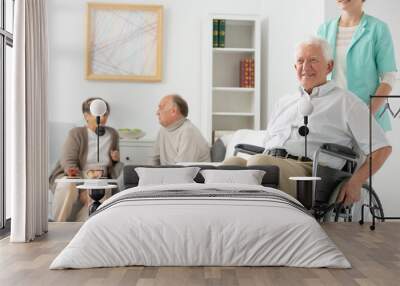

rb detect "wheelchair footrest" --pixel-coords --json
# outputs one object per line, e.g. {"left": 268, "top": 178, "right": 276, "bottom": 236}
{"left": 312, "top": 203, "right": 338, "bottom": 220}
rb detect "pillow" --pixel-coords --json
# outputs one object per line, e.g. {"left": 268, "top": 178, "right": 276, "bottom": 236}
{"left": 135, "top": 167, "right": 201, "bottom": 186}
{"left": 210, "top": 138, "right": 226, "bottom": 162}
{"left": 200, "top": 169, "right": 266, "bottom": 185}
{"left": 224, "top": 129, "right": 268, "bottom": 159}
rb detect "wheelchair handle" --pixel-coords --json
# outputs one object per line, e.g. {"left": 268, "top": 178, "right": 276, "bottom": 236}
{"left": 234, "top": 144, "right": 265, "bottom": 155}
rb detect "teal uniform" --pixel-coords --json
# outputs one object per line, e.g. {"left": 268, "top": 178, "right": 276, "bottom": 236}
{"left": 318, "top": 13, "right": 397, "bottom": 131}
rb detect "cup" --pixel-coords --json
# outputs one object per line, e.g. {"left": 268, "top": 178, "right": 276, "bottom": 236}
{"left": 86, "top": 169, "right": 105, "bottom": 179}
{"left": 85, "top": 164, "right": 107, "bottom": 179}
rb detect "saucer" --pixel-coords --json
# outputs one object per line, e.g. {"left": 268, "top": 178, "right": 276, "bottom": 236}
{"left": 83, "top": 179, "right": 108, "bottom": 187}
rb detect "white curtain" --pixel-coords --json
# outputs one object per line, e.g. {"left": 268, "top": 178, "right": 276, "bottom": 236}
{"left": 9, "top": 0, "right": 49, "bottom": 242}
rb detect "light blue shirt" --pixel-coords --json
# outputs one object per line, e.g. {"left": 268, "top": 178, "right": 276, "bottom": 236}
{"left": 318, "top": 13, "right": 397, "bottom": 131}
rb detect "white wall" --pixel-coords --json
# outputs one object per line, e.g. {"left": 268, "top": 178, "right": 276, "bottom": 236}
{"left": 48, "top": 0, "right": 265, "bottom": 140}
{"left": 324, "top": 0, "right": 400, "bottom": 217}
{"left": 48, "top": 0, "right": 324, "bottom": 134}
{"left": 261, "top": 0, "right": 324, "bottom": 125}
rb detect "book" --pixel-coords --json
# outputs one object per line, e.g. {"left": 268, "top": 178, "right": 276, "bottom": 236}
{"left": 218, "top": 19, "right": 225, "bottom": 48}
{"left": 250, "top": 59, "right": 255, "bottom": 88}
{"left": 240, "top": 58, "right": 255, "bottom": 88}
{"left": 213, "top": 19, "right": 219, "bottom": 48}
{"left": 240, "top": 59, "right": 245, "bottom": 87}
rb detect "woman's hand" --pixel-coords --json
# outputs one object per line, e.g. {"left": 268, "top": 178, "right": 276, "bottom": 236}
{"left": 110, "top": 150, "right": 120, "bottom": 162}
{"left": 66, "top": 167, "right": 80, "bottom": 177}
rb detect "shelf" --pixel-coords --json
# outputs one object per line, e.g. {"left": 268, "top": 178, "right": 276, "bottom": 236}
{"left": 225, "top": 20, "right": 255, "bottom": 27}
{"left": 205, "top": 15, "right": 260, "bottom": 142}
{"left": 212, "top": 115, "right": 254, "bottom": 131}
{"left": 213, "top": 112, "right": 255, "bottom": 116}
{"left": 212, "top": 87, "right": 255, "bottom": 92}
{"left": 213, "top": 48, "right": 255, "bottom": 53}
{"left": 213, "top": 92, "right": 254, "bottom": 113}
{"left": 212, "top": 52, "right": 254, "bottom": 87}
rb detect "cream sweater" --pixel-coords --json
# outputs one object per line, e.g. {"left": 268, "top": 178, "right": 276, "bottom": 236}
{"left": 152, "top": 118, "right": 210, "bottom": 165}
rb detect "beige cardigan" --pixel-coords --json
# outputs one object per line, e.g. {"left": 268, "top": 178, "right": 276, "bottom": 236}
{"left": 49, "top": 126, "right": 122, "bottom": 189}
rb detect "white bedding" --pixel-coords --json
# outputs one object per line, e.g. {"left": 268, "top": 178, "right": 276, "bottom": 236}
{"left": 50, "top": 183, "right": 351, "bottom": 269}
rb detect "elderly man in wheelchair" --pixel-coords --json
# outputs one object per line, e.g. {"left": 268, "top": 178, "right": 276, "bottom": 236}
{"left": 224, "top": 36, "right": 392, "bottom": 224}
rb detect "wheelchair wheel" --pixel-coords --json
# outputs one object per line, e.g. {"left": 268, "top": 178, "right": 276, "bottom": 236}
{"left": 322, "top": 185, "right": 384, "bottom": 223}
{"left": 354, "top": 184, "right": 384, "bottom": 223}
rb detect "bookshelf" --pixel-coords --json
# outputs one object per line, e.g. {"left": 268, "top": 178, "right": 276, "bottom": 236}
{"left": 203, "top": 14, "right": 261, "bottom": 143}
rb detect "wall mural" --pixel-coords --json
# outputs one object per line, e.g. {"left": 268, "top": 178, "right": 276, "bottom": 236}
{"left": 86, "top": 3, "right": 163, "bottom": 81}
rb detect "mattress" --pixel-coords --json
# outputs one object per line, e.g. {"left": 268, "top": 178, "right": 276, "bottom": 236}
{"left": 50, "top": 183, "right": 351, "bottom": 269}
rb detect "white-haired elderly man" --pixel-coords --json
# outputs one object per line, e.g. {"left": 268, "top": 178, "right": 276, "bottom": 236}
{"left": 225, "top": 36, "right": 391, "bottom": 205}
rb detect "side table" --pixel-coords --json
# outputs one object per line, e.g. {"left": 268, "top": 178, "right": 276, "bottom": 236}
{"left": 289, "top": 176, "right": 321, "bottom": 210}
{"left": 55, "top": 178, "right": 118, "bottom": 215}
{"left": 77, "top": 183, "right": 118, "bottom": 214}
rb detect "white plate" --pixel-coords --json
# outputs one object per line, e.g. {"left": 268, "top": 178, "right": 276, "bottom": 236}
{"left": 118, "top": 130, "right": 146, "bottom": 140}
{"left": 76, "top": 184, "right": 118, "bottom": 190}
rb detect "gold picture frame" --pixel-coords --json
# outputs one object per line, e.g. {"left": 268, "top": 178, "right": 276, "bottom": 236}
{"left": 86, "top": 3, "right": 163, "bottom": 81}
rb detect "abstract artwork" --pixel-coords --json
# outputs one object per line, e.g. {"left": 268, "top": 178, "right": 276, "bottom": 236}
{"left": 86, "top": 3, "right": 163, "bottom": 81}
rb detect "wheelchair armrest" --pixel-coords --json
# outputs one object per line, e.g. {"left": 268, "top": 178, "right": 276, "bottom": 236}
{"left": 234, "top": 144, "right": 265, "bottom": 155}
{"left": 321, "top": 143, "right": 358, "bottom": 160}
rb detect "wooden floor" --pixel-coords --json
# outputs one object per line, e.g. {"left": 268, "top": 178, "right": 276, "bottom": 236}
{"left": 0, "top": 222, "right": 400, "bottom": 286}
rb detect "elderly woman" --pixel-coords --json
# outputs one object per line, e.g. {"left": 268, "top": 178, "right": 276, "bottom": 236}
{"left": 49, "top": 97, "right": 122, "bottom": 221}
{"left": 318, "top": 0, "right": 397, "bottom": 131}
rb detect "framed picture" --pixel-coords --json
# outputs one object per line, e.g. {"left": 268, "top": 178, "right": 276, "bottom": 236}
{"left": 86, "top": 3, "right": 163, "bottom": 81}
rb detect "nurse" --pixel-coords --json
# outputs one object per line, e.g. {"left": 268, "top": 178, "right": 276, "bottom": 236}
{"left": 318, "top": 0, "right": 397, "bottom": 131}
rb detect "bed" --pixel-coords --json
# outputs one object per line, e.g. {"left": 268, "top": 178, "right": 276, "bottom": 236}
{"left": 50, "top": 165, "right": 350, "bottom": 269}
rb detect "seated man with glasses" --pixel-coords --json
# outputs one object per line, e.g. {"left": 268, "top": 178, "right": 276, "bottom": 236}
{"left": 224, "top": 36, "right": 391, "bottom": 205}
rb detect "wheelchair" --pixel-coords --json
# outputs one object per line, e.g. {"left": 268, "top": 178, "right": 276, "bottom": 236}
{"left": 234, "top": 143, "right": 384, "bottom": 227}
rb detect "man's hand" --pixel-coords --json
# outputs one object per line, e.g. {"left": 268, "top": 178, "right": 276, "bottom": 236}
{"left": 337, "top": 178, "right": 362, "bottom": 206}
{"left": 335, "top": 146, "right": 391, "bottom": 206}
{"left": 111, "top": 150, "right": 120, "bottom": 162}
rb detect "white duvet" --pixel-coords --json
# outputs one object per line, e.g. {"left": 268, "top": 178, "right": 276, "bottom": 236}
{"left": 50, "top": 183, "right": 351, "bottom": 269}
